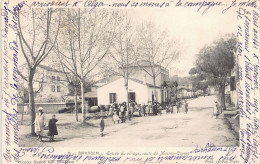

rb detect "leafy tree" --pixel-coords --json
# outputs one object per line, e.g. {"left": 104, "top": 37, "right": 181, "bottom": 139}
{"left": 189, "top": 68, "right": 208, "bottom": 93}
{"left": 195, "top": 34, "right": 237, "bottom": 110}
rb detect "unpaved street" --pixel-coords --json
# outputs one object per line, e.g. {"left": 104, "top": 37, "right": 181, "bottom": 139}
{"left": 43, "top": 96, "right": 238, "bottom": 147}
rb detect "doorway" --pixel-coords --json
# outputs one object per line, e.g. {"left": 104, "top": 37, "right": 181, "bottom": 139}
{"left": 128, "top": 92, "right": 136, "bottom": 102}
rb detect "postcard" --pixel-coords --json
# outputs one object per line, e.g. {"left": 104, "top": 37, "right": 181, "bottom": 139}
{"left": 1, "top": 0, "right": 259, "bottom": 163}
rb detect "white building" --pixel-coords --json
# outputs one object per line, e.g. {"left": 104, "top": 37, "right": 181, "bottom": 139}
{"left": 97, "top": 77, "right": 162, "bottom": 105}
{"left": 18, "top": 64, "right": 70, "bottom": 103}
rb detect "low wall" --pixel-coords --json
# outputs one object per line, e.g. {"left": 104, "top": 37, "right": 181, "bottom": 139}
{"left": 18, "top": 103, "right": 66, "bottom": 114}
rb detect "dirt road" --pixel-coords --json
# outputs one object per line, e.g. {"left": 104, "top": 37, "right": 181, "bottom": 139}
{"left": 42, "top": 95, "right": 239, "bottom": 147}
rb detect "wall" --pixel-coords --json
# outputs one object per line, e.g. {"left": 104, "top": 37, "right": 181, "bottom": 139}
{"left": 36, "top": 70, "right": 69, "bottom": 102}
{"left": 17, "top": 103, "right": 66, "bottom": 114}
{"left": 128, "top": 66, "right": 169, "bottom": 87}
{"left": 97, "top": 78, "right": 149, "bottom": 105}
{"left": 147, "top": 87, "right": 162, "bottom": 103}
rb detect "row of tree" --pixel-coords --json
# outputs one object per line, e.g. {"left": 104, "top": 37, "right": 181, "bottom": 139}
{"left": 17, "top": 8, "right": 180, "bottom": 135}
{"left": 190, "top": 34, "right": 237, "bottom": 110}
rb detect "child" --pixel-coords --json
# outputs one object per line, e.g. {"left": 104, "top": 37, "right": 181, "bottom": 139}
{"left": 48, "top": 115, "right": 58, "bottom": 141}
{"left": 100, "top": 116, "right": 105, "bottom": 137}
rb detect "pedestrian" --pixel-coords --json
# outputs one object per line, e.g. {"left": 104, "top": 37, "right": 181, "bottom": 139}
{"left": 185, "top": 100, "right": 188, "bottom": 114}
{"left": 100, "top": 116, "right": 105, "bottom": 137}
{"left": 34, "top": 107, "right": 46, "bottom": 142}
{"left": 165, "top": 105, "right": 169, "bottom": 114}
{"left": 145, "top": 105, "right": 149, "bottom": 116}
{"left": 113, "top": 109, "right": 120, "bottom": 124}
{"left": 213, "top": 101, "right": 219, "bottom": 118}
{"left": 170, "top": 104, "right": 173, "bottom": 114}
{"left": 149, "top": 104, "right": 153, "bottom": 114}
{"left": 48, "top": 114, "right": 58, "bottom": 141}
{"left": 109, "top": 106, "right": 113, "bottom": 122}
{"left": 153, "top": 104, "right": 157, "bottom": 115}
{"left": 129, "top": 104, "right": 134, "bottom": 120}
{"left": 158, "top": 105, "right": 163, "bottom": 115}
{"left": 177, "top": 101, "right": 180, "bottom": 113}
{"left": 173, "top": 105, "right": 177, "bottom": 113}
{"left": 142, "top": 104, "right": 146, "bottom": 116}
{"left": 120, "top": 104, "right": 126, "bottom": 123}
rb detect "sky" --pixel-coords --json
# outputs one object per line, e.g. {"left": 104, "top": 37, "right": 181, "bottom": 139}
{"left": 126, "top": 5, "right": 237, "bottom": 77}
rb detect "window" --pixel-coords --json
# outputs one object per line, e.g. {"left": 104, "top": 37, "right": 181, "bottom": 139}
{"left": 57, "top": 86, "right": 61, "bottom": 92}
{"left": 109, "top": 93, "right": 117, "bottom": 104}
{"left": 52, "top": 76, "right": 55, "bottom": 82}
{"left": 57, "top": 76, "right": 60, "bottom": 81}
{"left": 51, "top": 85, "right": 55, "bottom": 92}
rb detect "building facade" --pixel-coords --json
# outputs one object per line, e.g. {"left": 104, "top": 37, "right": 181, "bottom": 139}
{"left": 97, "top": 77, "right": 162, "bottom": 105}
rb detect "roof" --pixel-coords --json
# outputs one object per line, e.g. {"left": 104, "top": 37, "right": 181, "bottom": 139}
{"left": 38, "top": 65, "right": 64, "bottom": 73}
{"left": 84, "top": 91, "right": 97, "bottom": 98}
{"left": 129, "top": 60, "right": 160, "bottom": 67}
{"left": 98, "top": 76, "right": 161, "bottom": 88}
{"left": 178, "top": 88, "right": 191, "bottom": 92}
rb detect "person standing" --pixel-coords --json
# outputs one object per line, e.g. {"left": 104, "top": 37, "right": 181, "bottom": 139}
{"left": 113, "top": 109, "right": 120, "bottom": 124}
{"left": 177, "top": 101, "right": 180, "bottom": 113}
{"left": 120, "top": 104, "right": 126, "bottom": 123}
{"left": 158, "top": 105, "right": 163, "bottom": 115}
{"left": 170, "top": 104, "right": 174, "bottom": 114}
{"left": 109, "top": 106, "right": 113, "bottom": 122}
{"left": 145, "top": 105, "right": 149, "bottom": 116}
{"left": 34, "top": 107, "right": 46, "bottom": 142}
{"left": 185, "top": 100, "right": 189, "bottom": 114}
{"left": 142, "top": 104, "right": 146, "bottom": 116}
{"left": 213, "top": 101, "right": 220, "bottom": 118}
{"left": 48, "top": 114, "right": 58, "bottom": 141}
{"left": 100, "top": 116, "right": 105, "bottom": 137}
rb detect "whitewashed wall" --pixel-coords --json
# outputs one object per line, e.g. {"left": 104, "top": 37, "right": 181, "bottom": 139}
{"left": 97, "top": 78, "right": 149, "bottom": 105}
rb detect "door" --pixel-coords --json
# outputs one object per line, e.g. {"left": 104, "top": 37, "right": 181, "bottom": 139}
{"left": 128, "top": 92, "right": 136, "bottom": 102}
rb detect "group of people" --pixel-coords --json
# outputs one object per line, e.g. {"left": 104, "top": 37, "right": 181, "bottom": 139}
{"left": 108, "top": 102, "right": 136, "bottom": 124}
{"left": 98, "top": 100, "right": 189, "bottom": 136}
{"left": 34, "top": 107, "right": 58, "bottom": 142}
{"left": 107, "top": 100, "right": 189, "bottom": 124}
{"left": 34, "top": 100, "right": 190, "bottom": 140}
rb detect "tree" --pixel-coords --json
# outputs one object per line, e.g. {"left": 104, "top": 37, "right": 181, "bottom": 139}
{"left": 195, "top": 34, "right": 237, "bottom": 110}
{"left": 18, "top": 8, "right": 61, "bottom": 134}
{"left": 189, "top": 67, "right": 208, "bottom": 95}
{"left": 59, "top": 61, "right": 80, "bottom": 121}
{"left": 136, "top": 23, "right": 180, "bottom": 102}
{"left": 101, "top": 11, "right": 136, "bottom": 109}
{"left": 56, "top": 9, "right": 115, "bottom": 123}
{"left": 169, "top": 80, "right": 178, "bottom": 102}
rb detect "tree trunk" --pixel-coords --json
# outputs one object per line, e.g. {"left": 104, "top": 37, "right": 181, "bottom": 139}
{"left": 218, "top": 83, "right": 226, "bottom": 112}
{"left": 125, "top": 80, "right": 129, "bottom": 111}
{"left": 74, "top": 86, "right": 78, "bottom": 121}
{"left": 81, "top": 81, "right": 85, "bottom": 123}
{"left": 153, "top": 77, "right": 156, "bottom": 104}
{"left": 28, "top": 70, "right": 36, "bottom": 135}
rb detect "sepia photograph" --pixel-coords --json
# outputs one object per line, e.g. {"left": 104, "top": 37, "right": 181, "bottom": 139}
{"left": 16, "top": 5, "right": 240, "bottom": 149}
